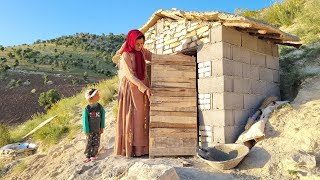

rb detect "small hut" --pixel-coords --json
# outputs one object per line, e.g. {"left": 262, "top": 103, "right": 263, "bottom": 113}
{"left": 114, "top": 9, "right": 301, "bottom": 157}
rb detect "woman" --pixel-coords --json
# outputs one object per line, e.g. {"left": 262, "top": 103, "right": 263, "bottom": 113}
{"left": 114, "top": 29, "right": 152, "bottom": 157}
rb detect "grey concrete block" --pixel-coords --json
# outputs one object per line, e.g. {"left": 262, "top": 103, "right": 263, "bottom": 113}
{"left": 250, "top": 51, "right": 266, "bottom": 67}
{"left": 224, "top": 125, "right": 245, "bottom": 143}
{"left": 273, "top": 70, "right": 280, "bottom": 83}
{"left": 272, "top": 43, "right": 279, "bottom": 57}
{"left": 223, "top": 93, "right": 244, "bottom": 110}
{"left": 222, "top": 58, "right": 243, "bottom": 77}
{"left": 244, "top": 94, "right": 264, "bottom": 110}
{"left": 266, "top": 82, "right": 280, "bottom": 97}
{"left": 259, "top": 68, "right": 274, "bottom": 82}
{"left": 199, "top": 109, "right": 235, "bottom": 127}
{"left": 233, "top": 78, "right": 251, "bottom": 94}
{"left": 197, "top": 42, "right": 232, "bottom": 62}
{"left": 198, "top": 77, "right": 224, "bottom": 93}
{"left": 232, "top": 46, "right": 250, "bottom": 64}
{"left": 234, "top": 109, "right": 251, "bottom": 126}
{"left": 210, "top": 24, "right": 222, "bottom": 43}
{"left": 198, "top": 110, "right": 215, "bottom": 127}
{"left": 266, "top": 55, "right": 279, "bottom": 70}
{"left": 241, "top": 32, "right": 258, "bottom": 51}
{"left": 222, "top": 26, "right": 241, "bottom": 46}
{"left": 243, "top": 64, "right": 259, "bottom": 80}
{"left": 212, "top": 93, "right": 224, "bottom": 110}
{"left": 257, "top": 39, "right": 273, "bottom": 56}
{"left": 213, "top": 125, "right": 245, "bottom": 143}
{"left": 251, "top": 80, "right": 267, "bottom": 95}
{"left": 211, "top": 59, "right": 223, "bottom": 77}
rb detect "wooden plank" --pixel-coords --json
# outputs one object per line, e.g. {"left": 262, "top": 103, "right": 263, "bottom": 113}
{"left": 152, "top": 64, "right": 196, "bottom": 72}
{"left": 150, "top": 111, "right": 197, "bottom": 117}
{"left": 151, "top": 76, "right": 196, "bottom": 82}
{"left": 150, "top": 116, "right": 196, "bottom": 125}
{"left": 152, "top": 88, "right": 196, "bottom": 97}
{"left": 152, "top": 81, "right": 195, "bottom": 88}
{"left": 152, "top": 61, "right": 195, "bottom": 66}
{"left": 150, "top": 128, "right": 197, "bottom": 138}
{"left": 149, "top": 147, "right": 196, "bottom": 157}
{"left": 151, "top": 70, "right": 195, "bottom": 79}
{"left": 150, "top": 106, "right": 196, "bottom": 112}
{"left": 151, "top": 101, "right": 196, "bottom": 108}
{"left": 150, "top": 121, "right": 197, "bottom": 128}
{"left": 22, "top": 115, "right": 57, "bottom": 139}
{"left": 151, "top": 96, "right": 197, "bottom": 103}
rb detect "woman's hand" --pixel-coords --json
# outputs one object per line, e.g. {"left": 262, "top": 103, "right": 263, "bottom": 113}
{"left": 146, "top": 88, "right": 151, "bottom": 100}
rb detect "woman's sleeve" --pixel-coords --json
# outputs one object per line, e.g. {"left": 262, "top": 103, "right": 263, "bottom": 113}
{"left": 82, "top": 108, "right": 89, "bottom": 133}
{"left": 122, "top": 52, "right": 148, "bottom": 93}
{"left": 143, "top": 48, "right": 152, "bottom": 62}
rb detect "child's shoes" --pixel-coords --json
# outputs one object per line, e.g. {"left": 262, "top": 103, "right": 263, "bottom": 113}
{"left": 83, "top": 158, "right": 91, "bottom": 163}
{"left": 90, "top": 157, "right": 97, "bottom": 161}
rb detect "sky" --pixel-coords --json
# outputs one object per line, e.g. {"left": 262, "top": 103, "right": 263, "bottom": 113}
{"left": 0, "top": 0, "right": 273, "bottom": 47}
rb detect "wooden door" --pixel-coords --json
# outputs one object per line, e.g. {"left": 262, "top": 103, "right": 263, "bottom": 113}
{"left": 149, "top": 54, "right": 197, "bottom": 157}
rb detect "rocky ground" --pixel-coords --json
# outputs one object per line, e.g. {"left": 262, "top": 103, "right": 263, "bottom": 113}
{"left": 1, "top": 76, "right": 320, "bottom": 179}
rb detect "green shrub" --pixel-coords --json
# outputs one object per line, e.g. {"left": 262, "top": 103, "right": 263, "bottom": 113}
{"left": 0, "top": 124, "right": 11, "bottom": 147}
{"left": 38, "top": 89, "right": 61, "bottom": 110}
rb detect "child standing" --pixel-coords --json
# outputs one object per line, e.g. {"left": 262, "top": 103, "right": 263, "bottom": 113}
{"left": 82, "top": 88, "right": 105, "bottom": 163}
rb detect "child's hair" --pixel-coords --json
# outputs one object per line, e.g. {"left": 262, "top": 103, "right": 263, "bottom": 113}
{"left": 85, "top": 88, "right": 98, "bottom": 100}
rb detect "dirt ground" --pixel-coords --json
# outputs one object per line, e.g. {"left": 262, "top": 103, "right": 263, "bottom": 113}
{"left": 0, "top": 71, "right": 98, "bottom": 125}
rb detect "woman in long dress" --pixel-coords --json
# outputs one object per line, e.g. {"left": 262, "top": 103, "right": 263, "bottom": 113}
{"left": 114, "top": 29, "right": 152, "bottom": 157}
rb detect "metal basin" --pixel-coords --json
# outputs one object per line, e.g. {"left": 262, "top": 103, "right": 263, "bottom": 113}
{"left": 197, "top": 144, "right": 249, "bottom": 170}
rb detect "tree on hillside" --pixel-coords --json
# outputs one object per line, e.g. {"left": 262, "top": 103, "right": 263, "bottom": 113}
{"left": 13, "top": 59, "right": 19, "bottom": 68}
{"left": 0, "top": 46, "right": 4, "bottom": 51}
{"left": 38, "top": 89, "right": 61, "bottom": 110}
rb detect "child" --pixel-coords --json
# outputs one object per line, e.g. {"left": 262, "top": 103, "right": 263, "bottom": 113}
{"left": 82, "top": 88, "right": 105, "bottom": 163}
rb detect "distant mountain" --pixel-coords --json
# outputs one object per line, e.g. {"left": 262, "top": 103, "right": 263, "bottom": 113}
{"left": 0, "top": 33, "right": 126, "bottom": 78}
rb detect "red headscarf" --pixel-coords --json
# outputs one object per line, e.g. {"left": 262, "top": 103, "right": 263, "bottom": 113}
{"left": 120, "top": 29, "right": 146, "bottom": 80}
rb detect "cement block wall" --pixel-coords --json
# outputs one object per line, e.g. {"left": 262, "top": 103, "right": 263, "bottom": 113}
{"left": 197, "top": 25, "right": 280, "bottom": 145}
{"left": 142, "top": 18, "right": 280, "bottom": 146}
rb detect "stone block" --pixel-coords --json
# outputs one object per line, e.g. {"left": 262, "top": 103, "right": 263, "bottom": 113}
{"left": 260, "top": 68, "right": 274, "bottom": 82}
{"left": 198, "top": 76, "right": 233, "bottom": 93}
{"left": 222, "top": 58, "right": 243, "bottom": 77}
{"left": 223, "top": 93, "right": 244, "bottom": 110}
{"left": 266, "top": 82, "right": 280, "bottom": 97}
{"left": 211, "top": 59, "right": 223, "bottom": 77}
{"left": 250, "top": 51, "right": 266, "bottom": 67}
{"left": 241, "top": 32, "right": 258, "bottom": 51}
{"left": 212, "top": 93, "right": 224, "bottom": 110}
{"left": 266, "top": 55, "right": 279, "bottom": 70}
{"left": 198, "top": 110, "right": 234, "bottom": 127}
{"left": 234, "top": 109, "right": 251, "bottom": 126}
{"left": 242, "top": 64, "right": 259, "bottom": 80}
{"left": 232, "top": 46, "right": 250, "bottom": 64}
{"left": 244, "top": 94, "right": 264, "bottom": 110}
{"left": 197, "top": 42, "right": 232, "bottom": 62}
{"left": 213, "top": 126, "right": 244, "bottom": 143}
{"left": 233, "top": 78, "right": 251, "bottom": 94}
{"left": 251, "top": 80, "right": 267, "bottom": 95}
{"left": 273, "top": 70, "right": 279, "bottom": 83}
{"left": 222, "top": 26, "right": 241, "bottom": 46}
{"left": 272, "top": 43, "right": 279, "bottom": 57}
{"left": 210, "top": 24, "right": 222, "bottom": 43}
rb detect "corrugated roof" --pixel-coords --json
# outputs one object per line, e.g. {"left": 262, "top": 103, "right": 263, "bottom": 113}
{"left": 139, "top": 9, "right": 301, "bottom": 47}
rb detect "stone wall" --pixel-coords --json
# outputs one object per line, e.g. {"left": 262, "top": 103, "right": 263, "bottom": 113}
{"left": 143, "top": 18, "right": 211, "bottom": 54}
{"left": 143, "top": 18, "right": 280, "bottom": 146}
{"left": 197, "top": 25, "right": 280, "bottom": 145}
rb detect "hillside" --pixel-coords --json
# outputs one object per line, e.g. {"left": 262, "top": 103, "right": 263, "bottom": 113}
{"left": 0, "top": 33, "right": 125, "bottom": 125}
